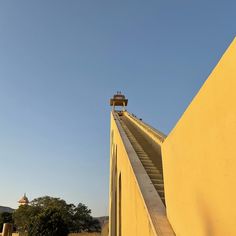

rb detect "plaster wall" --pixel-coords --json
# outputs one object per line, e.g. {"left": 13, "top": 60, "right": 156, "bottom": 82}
{"left": 162, "top": 37, "right": 236, "bottom": 236}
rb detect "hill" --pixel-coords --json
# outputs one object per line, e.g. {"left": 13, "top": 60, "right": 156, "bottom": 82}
{"left": 0, "top": 206, "right": 14, "bottom": 213}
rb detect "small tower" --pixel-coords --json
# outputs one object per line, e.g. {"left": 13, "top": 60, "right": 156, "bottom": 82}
{"left": 110, "top": 92, "right": 128, "bottom": 111}
{"left": 18, "top": 193, "right": 29, "bottom": 206}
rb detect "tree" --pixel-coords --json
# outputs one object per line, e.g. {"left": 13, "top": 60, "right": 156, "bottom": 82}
{"left": 13, "top": 205, "right": 41, "bottom": 232}
{"left": 30, "top": 196, "right": 74, "bottom": 230}
{"left": 28, "top": 208, "right": 68, "bottom": 236}
{"left": 13, "top": 196, "right": 101, "bottom": 233}
{"left": 72, "top": 203, "right": 101, "bottom": 232}
{"left": 86, "top": 217, "right": 101, "bottom": 232}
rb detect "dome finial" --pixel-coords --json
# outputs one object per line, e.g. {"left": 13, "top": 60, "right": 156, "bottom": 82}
{"left": 18, "top": 193, "right": 29, "bottom": 206}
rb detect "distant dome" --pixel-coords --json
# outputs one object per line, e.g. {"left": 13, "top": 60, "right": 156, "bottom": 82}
{"left": 18, "top": 193, "right": 29, "bottom": 205}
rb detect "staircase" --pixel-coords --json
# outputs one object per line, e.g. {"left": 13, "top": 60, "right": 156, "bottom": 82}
{"left": 118, "top": 113, "right": 165, "bottom": 204}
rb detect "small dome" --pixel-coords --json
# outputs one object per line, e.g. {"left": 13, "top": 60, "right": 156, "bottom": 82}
{"left": 18, "top": 193, "right": 29, "bottom": 205}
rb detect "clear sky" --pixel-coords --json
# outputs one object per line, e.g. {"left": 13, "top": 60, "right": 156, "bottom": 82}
{"left": 0, "top": 0, "right": 235, "bottom": 216}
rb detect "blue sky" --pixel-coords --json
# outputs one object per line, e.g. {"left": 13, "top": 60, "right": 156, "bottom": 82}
{"left": 0, "top": 1, "right": 235, "bottom": 216}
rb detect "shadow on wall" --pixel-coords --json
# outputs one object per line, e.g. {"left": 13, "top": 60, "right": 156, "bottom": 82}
{"left": 196, "top": 194, "right": 215, "bottom": 236}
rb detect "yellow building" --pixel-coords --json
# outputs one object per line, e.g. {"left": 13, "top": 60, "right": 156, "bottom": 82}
{"left": 109, "top": 37, "right": 236, "bottom": 236}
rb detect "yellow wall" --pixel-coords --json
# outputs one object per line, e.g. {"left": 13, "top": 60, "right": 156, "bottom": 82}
{"left": 162, "top": 37, "right": 236, "bottom": 236}
{"left": 109, "top": 113, "right": 157, "bottom": 236}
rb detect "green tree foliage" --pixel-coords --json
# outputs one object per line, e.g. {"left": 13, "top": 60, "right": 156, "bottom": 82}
{"left": 0, "top": 212, "right": 13, "bottom": 231}
{"left": 30, "top": 196, "right": 74, "bottom": 230}
{"left": 28, "top": 208, "right": 68, "bottom": 236}
{"left": 13, "top": 196, "right": 101, "bottom": 234}
{"left": 13, "top": 205, "right": 41, "bottom": 232}
{"left": 72, "top": 203, "right": 101, "bottom": 232}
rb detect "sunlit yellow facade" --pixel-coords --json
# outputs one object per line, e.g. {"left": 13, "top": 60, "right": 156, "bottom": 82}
{"left": 162, "top": 37, "right": 236, "bottom": 236}
{"left": 109, "top": 37, "right": 236, "bottom": 236}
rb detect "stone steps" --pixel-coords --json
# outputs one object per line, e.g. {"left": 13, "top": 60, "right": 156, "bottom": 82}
{"left": 119, "top": 116, "right": 165, "bottom": 205}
